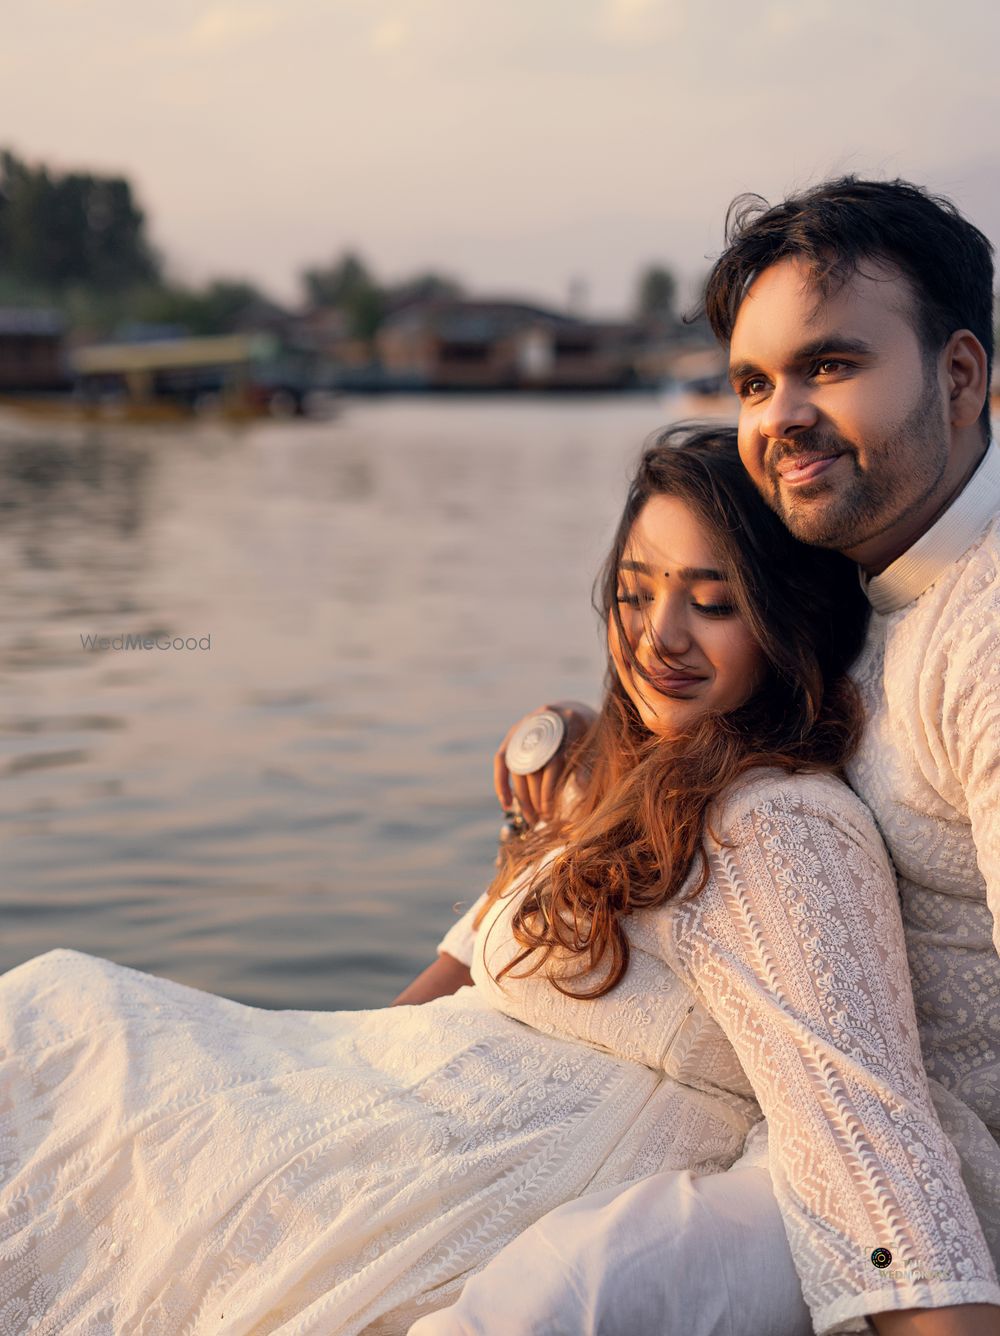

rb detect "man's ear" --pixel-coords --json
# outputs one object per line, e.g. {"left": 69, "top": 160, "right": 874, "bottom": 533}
{"left": 943, "top": 329, "right": 989, "bottom": 429}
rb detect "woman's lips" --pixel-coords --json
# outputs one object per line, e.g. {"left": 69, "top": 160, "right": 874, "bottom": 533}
{"left": 775, "top": 452, "right": 843, "bottom": 485}
{"left": 645, "top": 671, "right": 706, "bottom": 695}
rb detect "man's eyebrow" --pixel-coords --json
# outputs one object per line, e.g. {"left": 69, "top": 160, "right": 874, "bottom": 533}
{"left": 728, "top": 359, "right": 759, "bottom": 389}
{"left": 620, "top": 559, "right": 728, "bottom": 581}
{"left": 793, "top": 334, "right": 876, "bottom": 362}
{"left": 728, "top": 335, "right": 876, "bottom": 388}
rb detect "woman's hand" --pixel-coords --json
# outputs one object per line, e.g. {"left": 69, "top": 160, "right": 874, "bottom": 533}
{"left": 390, "top": 952, "right": 473, "bottom": 1006}
{"left": 872, "top": 1304, "right": 1000, "bottom": 1334}
{"left": 493, "top": 700, "right": 598, "bottom": 827}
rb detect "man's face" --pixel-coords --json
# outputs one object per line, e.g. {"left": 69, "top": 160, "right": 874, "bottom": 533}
{"left": 728, "top": 255, "right": 950, "bottom": 561}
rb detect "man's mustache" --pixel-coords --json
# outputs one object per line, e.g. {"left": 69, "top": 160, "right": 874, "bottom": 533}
{"left": 766, "top": 433, "right": 856, "bottom": 470}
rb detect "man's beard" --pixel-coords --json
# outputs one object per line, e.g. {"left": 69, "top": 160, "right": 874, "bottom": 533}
{"left": 763, "top": 376, "right": 948, "bottom": 550}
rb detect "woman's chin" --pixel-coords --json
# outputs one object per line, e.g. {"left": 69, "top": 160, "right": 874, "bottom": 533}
{"left": 640, "top": 701, "right": 705, "bottom": 736}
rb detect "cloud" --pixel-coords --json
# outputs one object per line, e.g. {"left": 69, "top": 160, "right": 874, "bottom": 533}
{"left": 189, "top": 3, "right": 281, "bottom": 50}
{"left": 765, "top": 2, "right": 831, "bottom": 35}
{"left": 371, "top": 16, "right": 408, "bottom": 51}
{"left": 596, "top": 0, "right": 685, "bottom": 42}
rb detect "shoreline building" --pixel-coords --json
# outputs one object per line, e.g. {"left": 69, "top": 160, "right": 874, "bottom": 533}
{"left": 0, "top": 309, "right": 71, "bottom": 394}
{"left": 373, "top": 299, "right": 645, "bottom": 392}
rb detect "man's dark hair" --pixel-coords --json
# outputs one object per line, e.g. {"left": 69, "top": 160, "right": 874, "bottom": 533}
{"left": 703, "top": 177, "right": 996, "bottom": 438}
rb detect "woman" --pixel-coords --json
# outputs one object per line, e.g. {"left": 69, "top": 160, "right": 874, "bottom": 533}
{"left": 1, "top": 427, "right": 997, "bottom": 1336}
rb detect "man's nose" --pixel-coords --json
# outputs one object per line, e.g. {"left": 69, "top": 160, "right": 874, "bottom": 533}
{"left": 758, "top": 379, "right": 818, "bottom": 441}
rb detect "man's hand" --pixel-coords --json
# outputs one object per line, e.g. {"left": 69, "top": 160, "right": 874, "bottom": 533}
{"left": 493, "top": 700, "right": 598, "bottom": 827}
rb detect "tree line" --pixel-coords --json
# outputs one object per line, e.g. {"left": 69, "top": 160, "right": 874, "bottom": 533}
{"left": 0, "top": 147, "right": 684, "bottom": 339}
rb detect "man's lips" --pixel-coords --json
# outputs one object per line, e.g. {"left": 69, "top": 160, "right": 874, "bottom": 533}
{"left": 774, "top": 451, "right": 843, "bottom": 485}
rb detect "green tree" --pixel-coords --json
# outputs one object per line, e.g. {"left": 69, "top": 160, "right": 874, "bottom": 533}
{"left": 127, "top": 279, "right": 275, "bottom": 336}
{"left": 301, "top": 253, "right": 467, "bottom": 339}
{"left": 385, "top": 270, "right": 465, "bottom": 308}
{"left": 635, "top": 264, "right": 678, "bottom": 321}
{"left": 301, "top": 252, "right": 374, "bottom": 309}
{"left": 301, "top": 251, "right": 386, "bottom": 338}
{"left": 0, "top": 148, "right": 159, "bottom": 292}
{"left": 347, "top": 284, "right": 385, "bottom": 340}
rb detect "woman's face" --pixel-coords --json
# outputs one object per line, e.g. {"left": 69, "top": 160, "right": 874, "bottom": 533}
{"left": 609, "top": 495, "right": 767, "bottom": 735}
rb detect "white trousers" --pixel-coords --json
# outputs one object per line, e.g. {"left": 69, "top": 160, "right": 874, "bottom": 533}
{"left": 408, "top": 1131, "right": 819, "bottom": 1336}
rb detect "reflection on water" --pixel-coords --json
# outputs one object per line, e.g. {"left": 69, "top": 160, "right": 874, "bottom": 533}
{"left": 6, "top": 401, "right": 996, "bottom": 1009}
{"left": 0, "top": 397, "right": 691, "bottom": 1009}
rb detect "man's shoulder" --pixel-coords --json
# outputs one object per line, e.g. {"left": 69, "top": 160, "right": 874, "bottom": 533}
{"left": 710, "top": 767, "right": 885, "bottom": 860}
{"left": 900, "top": 514, "right": 1000, "bottom": 723}
{"left": 946, "top": 510, "right": 1000, "bottom": 607}
{"left": 926, "top": 513, "right": 1000, "bottom": 660}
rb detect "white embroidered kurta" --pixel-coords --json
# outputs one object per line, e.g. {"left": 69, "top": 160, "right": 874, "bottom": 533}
{"left": 442, "top": 768, "right": 1000, "bottom": 1334}
{"left": 2, "top": 771, "right": 996, "bottom": 1335}
{"left": 848, "top": 439, "right": 1000, "bottom": 1156}
{"left": 843, "top": 438, "right": 1000, "bottom": 1308}
{"left": 418, "top": 444, "right": 1000, "bottom": 1336}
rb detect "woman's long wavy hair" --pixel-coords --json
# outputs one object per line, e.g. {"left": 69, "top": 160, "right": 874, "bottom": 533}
{"left": 475, "top": 424, "right": 870, "bottom": 999}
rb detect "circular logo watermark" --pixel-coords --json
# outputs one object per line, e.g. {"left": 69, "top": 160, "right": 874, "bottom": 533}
{"left": 871, "top": 1248, "right": 893, "bottom": 1269}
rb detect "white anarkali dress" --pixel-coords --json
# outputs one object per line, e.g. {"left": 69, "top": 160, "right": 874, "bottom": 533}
{"left": 1, "top": 770, "right": 997, "bottom": 1335}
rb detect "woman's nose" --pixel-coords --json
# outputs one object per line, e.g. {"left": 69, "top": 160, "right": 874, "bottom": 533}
{"left": 645, "top": 599, "right": 692, "bottom": 659}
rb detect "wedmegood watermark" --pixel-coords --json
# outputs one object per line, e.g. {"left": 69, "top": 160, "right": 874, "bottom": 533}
{"left": 869, "top": 1249, "right": 949, "bottom": 1282}
{"left": 80, "top": 633, "right": 212, "bottom": 652}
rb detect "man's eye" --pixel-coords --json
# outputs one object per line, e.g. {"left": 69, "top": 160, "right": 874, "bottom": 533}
{"left": 739, "top": 377, "right": 767, "bottom": 398}
{"left": 815, "top": 359, "right": 846, "bottom": 375}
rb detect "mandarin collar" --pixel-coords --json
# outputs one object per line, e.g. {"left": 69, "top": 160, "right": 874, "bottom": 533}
{"left": 860, "top": 440, "right": 1000, "bottom": 615}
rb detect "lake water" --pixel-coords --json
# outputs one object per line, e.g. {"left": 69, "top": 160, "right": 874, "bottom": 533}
{"left": 1, "top": 394, "right": 706, "bottom": 1010}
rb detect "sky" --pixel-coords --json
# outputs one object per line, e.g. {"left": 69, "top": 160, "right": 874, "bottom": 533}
{"left": 3, "top": 0, "right": 1000, "bottom": 316}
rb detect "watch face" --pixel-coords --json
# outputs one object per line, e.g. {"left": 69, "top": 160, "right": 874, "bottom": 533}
{"left": 505, "top": 711, "right": 566, "bottom": 775}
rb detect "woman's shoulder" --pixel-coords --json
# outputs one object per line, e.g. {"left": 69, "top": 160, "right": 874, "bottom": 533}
{"left": 708, "top": 766, "right": 888, "bottom": 864}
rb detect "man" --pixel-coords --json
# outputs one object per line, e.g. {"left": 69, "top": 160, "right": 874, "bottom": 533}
{"left": 411, "top": 179, "right": 1000, "bottom": 1335}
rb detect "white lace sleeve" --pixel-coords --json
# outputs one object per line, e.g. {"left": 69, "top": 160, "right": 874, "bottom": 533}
{"left": 436, "top": 893, "right": 489, "bottom": 967}
{"left": 667, "top": 773, "right": 1000, "bottom": 1336}
{"left": 946, "top": 590, "right": 1000, "bottom": 957}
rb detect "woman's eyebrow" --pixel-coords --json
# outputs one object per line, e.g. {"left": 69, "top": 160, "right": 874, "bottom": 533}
{"left": 620, "top": 559, "right": 728, "bottom": 581}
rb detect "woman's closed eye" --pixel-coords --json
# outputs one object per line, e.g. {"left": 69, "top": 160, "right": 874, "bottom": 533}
{"left": 617, "top": 590, "right": 735, "bottom": 618}
{"left": 616, "top": 590, "right": 649, "bottom": 608}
